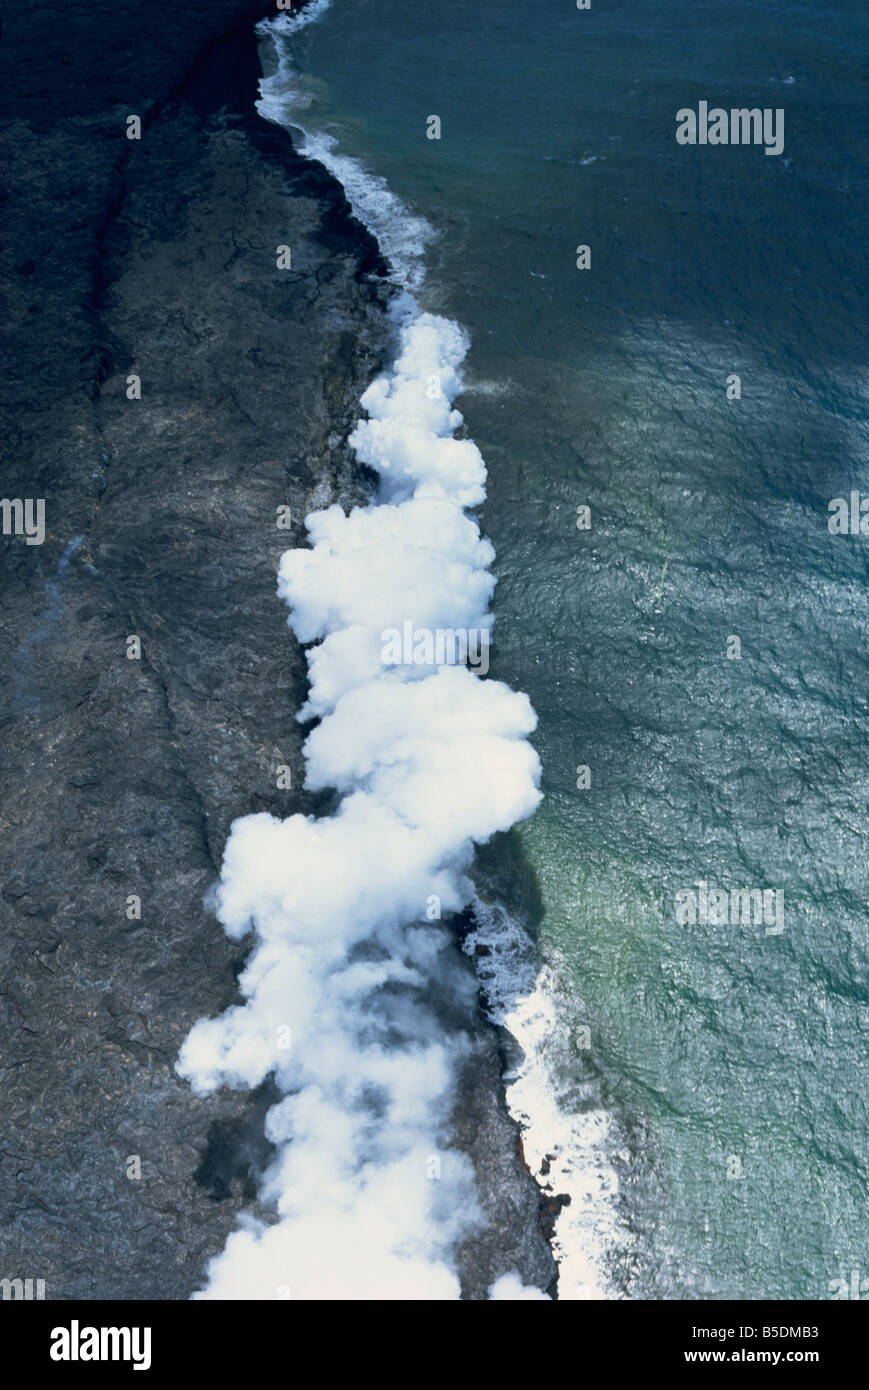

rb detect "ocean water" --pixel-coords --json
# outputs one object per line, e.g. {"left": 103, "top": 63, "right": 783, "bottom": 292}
{"left": 234, "top": 0, "right": 867, "bottom": 1298}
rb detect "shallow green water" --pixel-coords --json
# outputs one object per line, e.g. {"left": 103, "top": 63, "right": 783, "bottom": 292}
{"left": 266, "top": 0, "right": 869, "bottom": 1297}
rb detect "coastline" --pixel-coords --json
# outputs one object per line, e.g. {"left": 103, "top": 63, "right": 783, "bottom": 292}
{"left": 0, "top": 1, "right": 557, "bottom": 1298}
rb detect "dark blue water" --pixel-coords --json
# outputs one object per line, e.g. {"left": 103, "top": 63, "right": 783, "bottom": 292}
{"left": 263, "top": 0, "right": 869, "bottom": 1298}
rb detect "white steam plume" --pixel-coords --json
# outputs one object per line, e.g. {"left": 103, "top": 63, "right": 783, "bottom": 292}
{"left": 177, "top": 311, "right": 544, "bottom": 1298}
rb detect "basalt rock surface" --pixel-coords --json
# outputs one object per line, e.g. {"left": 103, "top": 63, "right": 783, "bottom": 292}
{"left": 0, "top": 1, "right": 557, "bottom": 1299}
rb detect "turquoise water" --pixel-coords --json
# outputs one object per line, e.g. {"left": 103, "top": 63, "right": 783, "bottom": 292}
{"left": 268, "top": 0, "right": 869, "bottom": 1297}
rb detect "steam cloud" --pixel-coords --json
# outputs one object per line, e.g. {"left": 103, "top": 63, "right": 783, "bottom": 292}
{"left": 177, "top": 311, "right": 544, "bottom": 1298}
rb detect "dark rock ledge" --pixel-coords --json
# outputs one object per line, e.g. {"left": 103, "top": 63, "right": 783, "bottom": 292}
{"left": 0, "top": 1, "right": 557, "bottom": 1299}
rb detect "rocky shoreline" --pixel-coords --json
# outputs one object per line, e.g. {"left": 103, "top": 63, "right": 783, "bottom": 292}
{"left": 0, "top": 1, "right": 557, "bottom": 1298}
